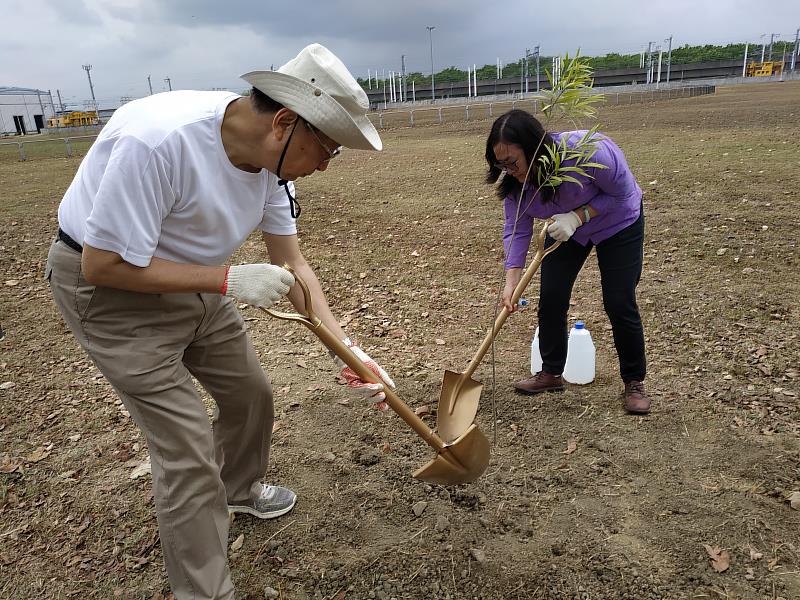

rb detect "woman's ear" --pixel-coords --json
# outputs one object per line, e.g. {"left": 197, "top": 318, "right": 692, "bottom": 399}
{"left": 272, "top": 108, "right": 298, "bottom": 142}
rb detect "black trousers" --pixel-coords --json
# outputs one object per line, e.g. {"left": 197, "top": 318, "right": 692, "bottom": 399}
{"left": 538, "top": 210, "right": 646, "bottom": 382}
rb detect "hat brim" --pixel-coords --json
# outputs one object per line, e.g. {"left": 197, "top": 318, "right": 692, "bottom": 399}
{"left": 241, "top": 71, "right": 382, "bottom": 151}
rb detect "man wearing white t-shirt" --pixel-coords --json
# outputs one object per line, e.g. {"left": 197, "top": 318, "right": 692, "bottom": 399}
{"left": 46, "top": 44, "right": 394, "bottom": 599}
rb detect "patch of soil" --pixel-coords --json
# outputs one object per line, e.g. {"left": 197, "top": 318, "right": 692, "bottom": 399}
{"left": 1, "top": 82, "right": 798, "bottom": 599}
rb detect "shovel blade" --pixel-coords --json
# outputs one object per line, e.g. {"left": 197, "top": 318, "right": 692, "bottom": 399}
{"left": 436, "top": 370, "right": 483, "bottom": 444}
{"left": 412, "top": 424, "right": 490, "bottom": 485}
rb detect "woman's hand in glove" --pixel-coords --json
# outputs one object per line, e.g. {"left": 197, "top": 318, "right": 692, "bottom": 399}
{"left": 546, "top": 211, "right": 583, "bottom": 242}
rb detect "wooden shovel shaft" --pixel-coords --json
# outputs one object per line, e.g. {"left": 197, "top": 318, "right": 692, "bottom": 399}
{"left": 462, "top": 235, "right": 561, "bottom": 380}
{"left": 301, "top": 317, "right": 446, "bottom": 452}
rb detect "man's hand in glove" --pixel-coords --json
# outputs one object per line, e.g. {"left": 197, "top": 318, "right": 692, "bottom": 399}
{"left": 546, "top": 211, "right": 582, "bottom": 242}
{"left": 221, "top": 264, "right": 295, "bottom": 308}
{"left": 335, "top": 339, "right": 396, "bottom": 409}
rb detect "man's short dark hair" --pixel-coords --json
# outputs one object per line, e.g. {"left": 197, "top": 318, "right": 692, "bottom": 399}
{"left": 250, "top": 87, "right": 285, "bottom": 114}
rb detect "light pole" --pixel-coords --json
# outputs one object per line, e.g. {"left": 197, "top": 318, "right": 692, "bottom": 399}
{"left": 665, "top": 35, "right": 673, "bottom": 83}
{"left": 82, "top": 64, "right": 96, "bottom": 110}
{"left": 426, "top": 26, "right": 436, "bottom": 102}
{"left": 768, "top": 33, "right": 779, "bottom": 62}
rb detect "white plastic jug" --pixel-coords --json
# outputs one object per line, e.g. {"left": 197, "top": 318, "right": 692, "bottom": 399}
{"left": 530, "top": 327, "right": 542, "bottom": 375}
{"left": 563, "top": 321, "right": 595, "bottom": 384}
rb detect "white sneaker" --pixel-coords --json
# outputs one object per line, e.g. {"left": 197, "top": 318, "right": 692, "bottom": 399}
{"left": 228, "top": 483, "right": 297, "bottom": 519}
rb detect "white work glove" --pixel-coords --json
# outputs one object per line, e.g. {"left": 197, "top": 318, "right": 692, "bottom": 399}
{"left": 334, "top": 338, "right": 396, "bottom": 407}
{"left": 222, "top": 264, "right": 295, "bottom": 308}
{"left": 546, "top": 211, "right": 583, "bottom": 242}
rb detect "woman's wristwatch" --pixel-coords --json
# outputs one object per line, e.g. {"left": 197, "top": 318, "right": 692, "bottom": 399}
{"left": 581, "top": 205, "right": 591, "bottom": 224}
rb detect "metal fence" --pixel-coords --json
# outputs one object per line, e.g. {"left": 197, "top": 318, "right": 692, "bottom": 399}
{"left": 0, "top": 134, "right": 97, "bottom": 162}
{"left": 368, "top": 84, "right": 716, "bottom": 129}
{"left": 0, "top": 84, "right": 716, "bottom": 161}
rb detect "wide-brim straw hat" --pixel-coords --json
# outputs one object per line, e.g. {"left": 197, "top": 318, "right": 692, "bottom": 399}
{"left": 241, "top": 43, "right": 382, "bottom": 151}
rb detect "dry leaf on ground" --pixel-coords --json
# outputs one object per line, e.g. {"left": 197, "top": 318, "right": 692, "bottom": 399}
{"left": 414, "top": 405, "right": 430, "bottom": 417}
{"left": 703, "top": 544, "right": 730, "bottom": 572}
{"left": 130, "top": 459, "right": 152, "bottom": 480}
{"left": 26, "top": 448, "right": 50, "bottom": 463}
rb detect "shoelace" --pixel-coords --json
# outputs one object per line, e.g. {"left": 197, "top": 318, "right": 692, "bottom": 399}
{"left": 254, "top": 484, "right": 275, "bottom": 502}
{"left": 627, "top": 381, "right": 645, "bottom": 394}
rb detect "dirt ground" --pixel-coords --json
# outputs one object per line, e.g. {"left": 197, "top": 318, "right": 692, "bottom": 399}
{"left": 1, "top": 81, "right": 799, "bottom": 600}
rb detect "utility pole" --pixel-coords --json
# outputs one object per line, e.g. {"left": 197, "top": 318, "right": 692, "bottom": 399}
{"left": 533, "top": 45, "right": 541, "bottom": 92}
{"left": 56, "top": 89, "right": 65, "bottom": 113}
{"left": 401, "top": 54, "right": 406, "bottom": 102}
{"left": 656, "top": 46, "right": 663, "bottom": 87}
{"left": 665, "top": 35, "right": 673, "bottom": 83}
{"left": 82, "top": 64, "right": 97, "bottom": 110}
{"left": 165, "top": 77, "right": 172, "bottom": 91}
{"left": 523, "top": 48, "right": 528, "bottom": 94}
{"left": 792, "top": 28, "right": 799, "bottom": 71}
{"left": 768, "top": 33, "right": 779, "bottom": 61}
{"left": 780, "top": 46, "right": 787, "bottom": 80}
{"left": 426, "top": 26, "right": 436, "bottom": 102}
{"left": 646, "top": 42, "right": 653, "bottom": 84}
{"left": 147, "top": 75, "right": 153, "bottom": 95}
{"left": 742, "top": 42, "right": 749, "bottom": 77}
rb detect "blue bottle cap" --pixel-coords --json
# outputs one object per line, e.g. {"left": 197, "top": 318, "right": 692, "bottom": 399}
{"left": 574, "top": 321, "right": 585, "bottom": 329}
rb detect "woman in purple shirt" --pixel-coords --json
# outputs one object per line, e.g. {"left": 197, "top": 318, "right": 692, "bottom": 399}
{"left": 486, "top": 110, "right": 649, "bottom": 414}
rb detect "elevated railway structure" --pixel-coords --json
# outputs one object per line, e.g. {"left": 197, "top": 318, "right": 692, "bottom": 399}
{"left": 366, "top": 59, "right": 796, "bottom": 108}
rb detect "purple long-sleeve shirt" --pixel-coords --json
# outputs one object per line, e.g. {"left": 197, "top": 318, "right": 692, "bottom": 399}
{"left": 503, "top": 131, "right": 642, "bottom": 269}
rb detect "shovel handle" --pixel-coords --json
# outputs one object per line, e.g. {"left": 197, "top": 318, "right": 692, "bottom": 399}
{"left": 258, "top": 270, "right": 446, "bottom": 453}
{"left": 261, "top": 265, "right": 319, "bottom": 327}
{"left": 462, "top": 223, "right": 561, "bottom": 379}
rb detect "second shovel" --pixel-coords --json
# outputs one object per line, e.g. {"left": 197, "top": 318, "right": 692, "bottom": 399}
{"left": 436, "top": 224, "right": 561, "bottom": 444}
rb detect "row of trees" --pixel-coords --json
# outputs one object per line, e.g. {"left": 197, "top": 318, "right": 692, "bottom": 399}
{"left": 358, "top": 41, "right": 798, "bottom": 88}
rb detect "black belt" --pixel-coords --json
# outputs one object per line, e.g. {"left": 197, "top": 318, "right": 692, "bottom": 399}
{"left": 58, "top": 228, "right": 83, "bottom": 253}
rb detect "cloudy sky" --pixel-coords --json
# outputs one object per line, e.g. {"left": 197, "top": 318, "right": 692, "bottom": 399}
{"left": 5, "top": 0, "right": 799, "bottom": 109}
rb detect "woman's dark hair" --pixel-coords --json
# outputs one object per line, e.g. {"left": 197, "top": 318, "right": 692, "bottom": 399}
{"left": 485, "top": 109, "right": 556, "bottom": 202}
{"left": 249, "top": 87, "right": 285, "bottom": 114}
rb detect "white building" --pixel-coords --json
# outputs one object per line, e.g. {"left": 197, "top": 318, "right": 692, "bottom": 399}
{"left": 0, "top": 87, "right": 58, "bottom": 136}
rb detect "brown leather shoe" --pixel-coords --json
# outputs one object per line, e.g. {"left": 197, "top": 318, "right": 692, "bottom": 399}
{"left": 514, "top": 372, "right": 564, "bottom": 395}
{"left": 624, "top": 380, "right": 651, "bottom": 414}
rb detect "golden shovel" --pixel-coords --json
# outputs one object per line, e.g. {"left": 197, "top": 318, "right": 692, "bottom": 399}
{"left": 436, "top": 223, "right": 562, "bottom": 444}
{"left": 260, "top": 269, "right": 490, "bottom": 485}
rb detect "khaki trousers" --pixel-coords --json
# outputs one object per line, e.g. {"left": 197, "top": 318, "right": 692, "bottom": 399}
{"left": 46, "top": 240, "right": 274, "bottom": 600}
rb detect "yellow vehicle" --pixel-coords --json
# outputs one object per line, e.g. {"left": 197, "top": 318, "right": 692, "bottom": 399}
{"left": 745, "top": 61, "right": 783, "bottom": 77}
{"left": 47, "top": 111, "right": 99, "bottom": 128}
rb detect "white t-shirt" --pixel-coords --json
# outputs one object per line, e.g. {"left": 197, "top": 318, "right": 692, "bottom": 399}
{"left": 58, "top": 90, "right": 298, "bottom": 267}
